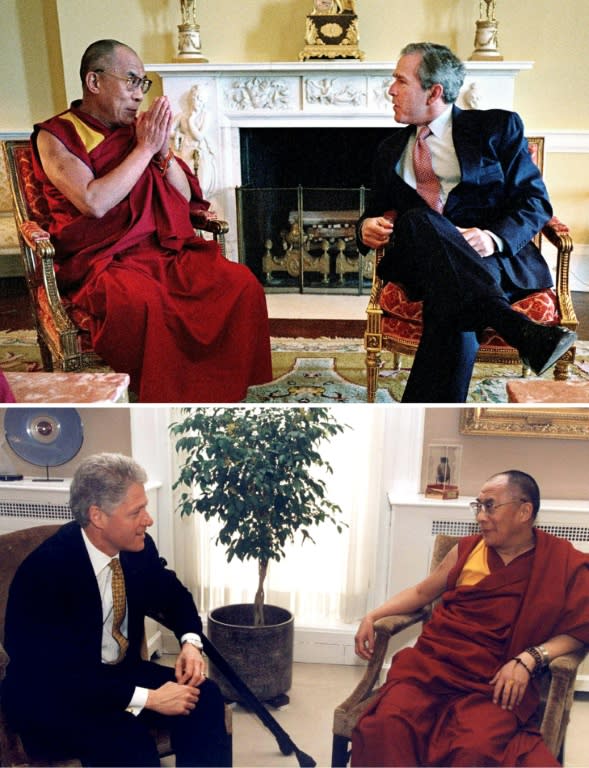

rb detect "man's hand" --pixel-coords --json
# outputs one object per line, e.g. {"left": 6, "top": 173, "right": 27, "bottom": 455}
{"left": 489, "top": 658, "right": 531, "bottom": 711}
{"left": 359, "top": 216, "right": 395, "bottom": 249}
{"left": 175, "top": 642, "right": 206, "bottom": 686}
{"left": 457, "top": 226, "right": 496, "bottom": 257}
{"left": 135, "top": 96, "right": 173, "bottom": 158}
{"left": 146, "top": 681, "right": 200, "bottom": 716}
{"left": 354, "top": 616, "right": 376, "bottom": 661}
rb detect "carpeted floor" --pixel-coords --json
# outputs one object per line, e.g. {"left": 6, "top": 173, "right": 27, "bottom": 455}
{"left": 256, "top": 337, "right": 589, "bottom": 403}
{"left": 3, "top": 330, "right": 588, "bottom": 403}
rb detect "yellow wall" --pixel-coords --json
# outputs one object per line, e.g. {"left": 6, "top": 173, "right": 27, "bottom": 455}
{"left": 2, "top": 0, "right": 588, "bottom": 241}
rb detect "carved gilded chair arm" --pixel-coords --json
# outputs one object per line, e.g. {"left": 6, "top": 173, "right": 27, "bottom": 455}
{"left": 19, "top": 219, "right": 76, "bottom": 333}
{"left": 20, "top": 220, "right": 53, "bottom": 250}
{"left": 541, "top": 217, "right": 577, "bottom": 327}
{"left": 191, "top": 211, "right": 229, "bottom": 237}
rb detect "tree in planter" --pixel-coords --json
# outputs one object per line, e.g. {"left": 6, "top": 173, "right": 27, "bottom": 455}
{"left": 171, "top": 406, "right": 347, "bottom": 626}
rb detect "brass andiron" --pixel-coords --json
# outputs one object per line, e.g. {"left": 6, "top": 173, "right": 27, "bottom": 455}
{"left": 469, "top": 0, "right": 503, "bottom": 61}
{"left": 175, "top": 0, "right": 208, "bottom": 62}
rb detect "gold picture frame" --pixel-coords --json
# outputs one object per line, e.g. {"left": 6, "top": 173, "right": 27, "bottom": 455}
{"left": 460, "top": 407, "right": 589, "bottom": 440}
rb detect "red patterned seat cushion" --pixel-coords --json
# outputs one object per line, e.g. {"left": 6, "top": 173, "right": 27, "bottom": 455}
{"left": 14, "top": 146, "right": 52, "bottom": 230}
{"left": 380, "top": 281, "right": 559, "bottom": 351}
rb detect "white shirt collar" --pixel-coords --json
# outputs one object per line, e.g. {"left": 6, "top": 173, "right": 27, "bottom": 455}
{"left": 426, "top": 105, "right": 453, "bottom": 138}
{"left": 81, "top": 526, "right": 119, "bottom": 577}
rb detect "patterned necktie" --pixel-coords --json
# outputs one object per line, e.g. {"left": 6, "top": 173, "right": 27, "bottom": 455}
{"left": 109, "top": 558, "right": 129, "bottom": 662}
{"left": 413, "top": 125, "right": 443, "bottom": 212}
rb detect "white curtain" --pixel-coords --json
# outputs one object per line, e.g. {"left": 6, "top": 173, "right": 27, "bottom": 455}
{"left": 171, "top": 406, "right": 386, "bottom": 628}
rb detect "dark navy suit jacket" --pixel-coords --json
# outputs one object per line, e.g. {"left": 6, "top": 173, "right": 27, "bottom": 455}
{"left": 3, "top": 521, "right": 203, "bottom": 720}
{"left": 359, "top": 106, "right": 553, "bottom": 291}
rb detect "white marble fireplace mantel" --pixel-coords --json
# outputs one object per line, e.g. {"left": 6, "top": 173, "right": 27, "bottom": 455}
{"left": 147, "top": 60, "right": 533, "bottom": 260}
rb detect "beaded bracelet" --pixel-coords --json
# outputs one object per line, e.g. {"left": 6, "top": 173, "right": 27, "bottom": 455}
{"left": 525, "top": 645, "right": 550, "bottom": 675}
{"left": 512, "top": 656, "right": 533, "bottom": 677}
{"left": 154, "top": 148, "right": 174, "bottom": 176}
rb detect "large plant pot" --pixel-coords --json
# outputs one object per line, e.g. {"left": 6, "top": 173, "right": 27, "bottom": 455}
{"left": 207, "top": 603, "right": 294, "bottom": 703}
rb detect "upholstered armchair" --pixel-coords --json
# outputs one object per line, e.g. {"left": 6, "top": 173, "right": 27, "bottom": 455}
{"left": 364, "top": 138, "right": 578, "bottom": 402}
{"left": 0, "top": 524, "right": 232, "bottom": 767}
{"left": 331, "top": 533, "right": 586, "bottom": 766}
{"left": 2, "top": 139, "right": 229, "bottom": 373}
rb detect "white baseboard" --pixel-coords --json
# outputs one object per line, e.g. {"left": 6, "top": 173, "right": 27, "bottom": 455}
{"left": 157, "top": 623, "right": 362, "bottom": 666}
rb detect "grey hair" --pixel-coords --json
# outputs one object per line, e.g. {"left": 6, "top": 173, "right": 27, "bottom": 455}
{"left": 69, "top": 452, "right": 147, "bottom": 527}
{"left": 400, "top": 42, "right": 465, "bottom": 104}
{"left": 79, "top": 39, "right": 134, "bottom": 85}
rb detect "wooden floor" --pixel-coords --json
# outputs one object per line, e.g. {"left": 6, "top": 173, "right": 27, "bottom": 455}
{"left": 1, "top": 278, "right": 588, "bottom": 340}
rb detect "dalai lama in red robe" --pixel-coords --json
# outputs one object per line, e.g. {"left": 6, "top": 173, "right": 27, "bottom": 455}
{"left": 353, "top": 470, "right": 589, "bottom": 767}
{"left": 31, "top": 39, "right": 272, "bottom": 403}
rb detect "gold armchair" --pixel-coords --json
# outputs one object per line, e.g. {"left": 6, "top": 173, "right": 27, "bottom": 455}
{"left": 365, "top": 137, "right": 578, "bottom": 402}
{"left": 331, "top": 533, "right": 586, "bottom": 766}
{"left": 2, "top": 139, "right": 228, "bottom": 373}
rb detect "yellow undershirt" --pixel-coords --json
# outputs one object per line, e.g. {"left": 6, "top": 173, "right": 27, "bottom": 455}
{"left": 59, "top": 111, "right": 105, "bottom": 153}
{"left": 456, "top": 539, "right": 490, "bottom": 587}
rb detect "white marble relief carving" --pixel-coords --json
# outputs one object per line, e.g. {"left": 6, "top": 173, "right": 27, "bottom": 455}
{"left": 226, "top": 77, "right": 291, "bottom": 110}
{"left": 171, "top": 84, "right": 217, "bottom": 199}
{"left": 371, "top": 77, "right": 392, "bottom": 110}
{"left": 462, "top": 82, "right": 481, "bottom": 109}
{"left": 304, "top": 78, "right": 363, "bottom": 106}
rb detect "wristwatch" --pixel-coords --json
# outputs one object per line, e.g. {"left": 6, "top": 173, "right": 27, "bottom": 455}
{"left": 181, "top": 632, "right": 203, "bottom": 650}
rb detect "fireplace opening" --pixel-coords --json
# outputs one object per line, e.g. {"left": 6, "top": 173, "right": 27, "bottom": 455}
{"left": 237, "top": 127, "right": 396, "bottom": 293}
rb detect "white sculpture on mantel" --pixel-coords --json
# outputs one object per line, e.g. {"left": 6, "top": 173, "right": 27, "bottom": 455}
{"left": 175, "top": 0, "right": 208, "bottom": 62}
{"left": 469, "top": 0, "right": 503, "bottom": 60}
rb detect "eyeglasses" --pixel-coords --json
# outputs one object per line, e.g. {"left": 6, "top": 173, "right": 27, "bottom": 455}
{"left": 94, "top": 69, "right": 152, "bottom": 94}
{"left": 469, "top": 498, "right": 528, "bottom": 515}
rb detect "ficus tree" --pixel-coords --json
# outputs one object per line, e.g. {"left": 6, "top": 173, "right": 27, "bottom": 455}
{"left": 170, "top": 407, "right": 347, "bottom": 626}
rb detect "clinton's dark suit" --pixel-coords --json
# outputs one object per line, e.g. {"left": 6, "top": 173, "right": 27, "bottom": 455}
{"left": 2, "top": 521, "right": 230, "bottom": 767}
{"left": 359, "top": 106, "right": 553, "bottom": 401}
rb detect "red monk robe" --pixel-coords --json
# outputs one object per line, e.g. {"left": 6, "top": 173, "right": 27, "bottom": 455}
{"left": 31, "top": 103, "right": 272, "bottom": 403}
{"left": 352, "top": 530, "right": 589, "bottom": 767}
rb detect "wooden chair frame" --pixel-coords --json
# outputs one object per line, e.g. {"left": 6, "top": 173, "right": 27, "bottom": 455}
{"left": 364, "top": 137, "right": 578, "bottom": 402}
{"left": 331, "top": 533, "right": 586, "bottom": 766}
{"left": 2, "top": 139, "right": 229, "bottom": 374}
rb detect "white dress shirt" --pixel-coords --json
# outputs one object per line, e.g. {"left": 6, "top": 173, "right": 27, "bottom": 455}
{"left": 81, "top": 529, "right": 148, "bottom": 715}
{"left": 397, "top": 106, "right": 503, "bottom": 252}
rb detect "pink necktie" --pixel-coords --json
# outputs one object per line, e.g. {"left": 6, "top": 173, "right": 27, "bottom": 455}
{"left": 413, "top": 126, "right": 443, "bottom": 212}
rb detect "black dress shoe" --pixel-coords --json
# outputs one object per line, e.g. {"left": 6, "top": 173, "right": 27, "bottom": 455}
{"left": 520, "top": 325, "right": 577, "bottom": 376}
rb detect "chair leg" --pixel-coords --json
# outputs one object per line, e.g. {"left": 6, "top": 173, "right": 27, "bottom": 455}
{"left": 331, "top": 734, "right": 351, "bottom": 767}
{"left": 365, "top": 348, "right": 380, "bottom": 403}
{"left": 553, "top": 347, "right": 574, "bottom": 381}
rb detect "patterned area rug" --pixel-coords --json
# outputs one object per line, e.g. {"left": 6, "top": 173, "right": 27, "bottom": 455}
{"left": 0, "top": 329, "right": 42, "bottom": 372}
{"left": 249, "top": 337, "right": 589, "bottom": 404}
{"left": 4, "top": 330, "right": 588, "bottom": 404}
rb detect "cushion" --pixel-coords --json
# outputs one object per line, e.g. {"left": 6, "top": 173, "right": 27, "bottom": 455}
{"left": 380, "top": 282, "right": 560, "bottom": 351}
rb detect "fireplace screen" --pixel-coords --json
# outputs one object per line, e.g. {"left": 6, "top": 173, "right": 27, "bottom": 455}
{"left": 236, "top": 185, "right": 372, "bottom": 293}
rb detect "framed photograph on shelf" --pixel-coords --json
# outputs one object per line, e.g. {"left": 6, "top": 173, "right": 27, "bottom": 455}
{"left": 425, "top": 443, "right": 462, "bottom": 500}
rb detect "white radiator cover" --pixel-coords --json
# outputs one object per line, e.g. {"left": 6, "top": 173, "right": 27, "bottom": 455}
{"left": 0, "top": 477, "right": 163, "bottom": 656}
